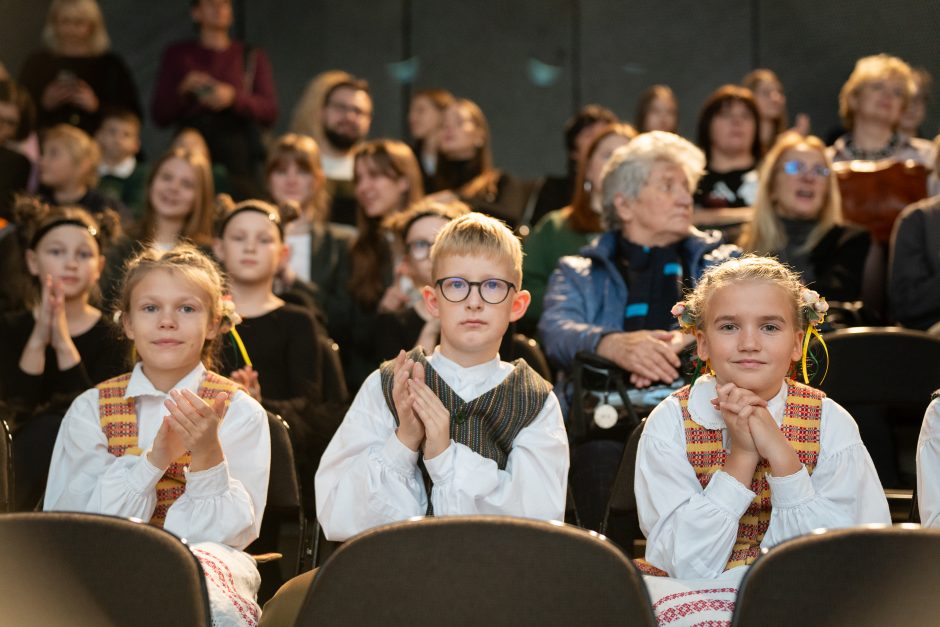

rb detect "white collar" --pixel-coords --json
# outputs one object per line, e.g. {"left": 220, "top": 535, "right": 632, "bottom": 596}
{"left": 686, "top": 374, "right": 788, "bottom": 430}
{"left": 427, "top": 347, "right": 503, "bottom": 387}
{"left": 125, "top": 361, "right": 206, "bottom": 399}
{"left": 99, "top": 156, "right": 137, "bottom": 178}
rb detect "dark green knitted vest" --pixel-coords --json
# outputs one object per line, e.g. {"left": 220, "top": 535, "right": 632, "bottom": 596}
{"left": 379, "top": 347, "right": 551, "bottom": 512}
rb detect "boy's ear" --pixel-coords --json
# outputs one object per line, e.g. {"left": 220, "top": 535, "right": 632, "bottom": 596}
{"left": 422, "top": 284, "right": 441, "bottom": 319}
{"left": 508, "top": 288, "right": 531, "bottom": 322}
{"left": 24, "top": 249, "right": 39, "bottom": 277}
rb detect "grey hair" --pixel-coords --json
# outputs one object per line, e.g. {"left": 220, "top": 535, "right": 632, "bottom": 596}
{"left": 600, "top": 131, "right": 706, "bottom": 231}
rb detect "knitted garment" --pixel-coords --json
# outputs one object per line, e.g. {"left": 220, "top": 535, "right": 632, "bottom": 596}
{"left": 97, "top": 371, "right": 240, "bottom": 526}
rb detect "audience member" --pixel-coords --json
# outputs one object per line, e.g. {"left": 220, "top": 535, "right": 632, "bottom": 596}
{"left": 522, "top": 123, "right": 635, "bottom": 334}
{"left": 338, "top": 139, "right": 423, "bottom": 391}
{"left": 260, "top": 213, "right": 569, "bottom": 625}
{"left": 290, "top": 71, "right": 373, "bottom": 227}
{"left": 44, "top": 244, "right": 270, "bottom": 625}
{"left": 743, "top": 69, "right": 810, "bottom": 154}
{"left": 529, "top": 104, "right": 618, "bottom": 227}
{"left": 151, "top": 0, "right": 277, "bottom": 200}
{"left": 739, "top": 131, "right": 869, "bottom": 302}
{"left": 170, "top": 126, "right": 233, "bottom": 196}
{"left": 0, "top": 198, "right": 126, "bottom": 509}
{"left": 408, "top": 88, "right": 455, "bottom": 191}
{"left": 635, "top": 256, "right": 889, "bottom": 625}
{"left": 95, "top": 106, "right": 147, "bottom": 219}
{"left": 18, "top": 0, "right": 141, "bottom": 135}
{"left": 0, "top": 80, "right": 35, "bottom": 217}
{"left": 694, "top": 85, "right": 761, "bottom": 208}
{"left": 634, "top": 84, "right": 679, "bottom": 134}
{"left": 899, "top": 67, "right": 932, "bottom": 140}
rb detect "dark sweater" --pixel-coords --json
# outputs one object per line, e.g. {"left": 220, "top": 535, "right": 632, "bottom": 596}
{"left": 777, "top": 219, "right": 870, "bottom": 302}
{"left": 890, "top": 197, "right": 940, "bottom": 329}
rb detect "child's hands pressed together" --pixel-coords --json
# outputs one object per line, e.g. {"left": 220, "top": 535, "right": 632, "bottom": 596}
{"left": 713, "top": 382, "right": 764, "bottom": 485}
{"left": 231, "top": 366, "right": 261, "bottom": 402}
{"left": 392, "top": 351, "right": 425, "bottom": 452}
{"left": 746, "top": 403, "right": 802, "bottom": 477}
{"left": 408, "top": 361, "right": 451, "bottom": 460}
{"left": 161, "top": 389, "right": 227, "bottom": 472}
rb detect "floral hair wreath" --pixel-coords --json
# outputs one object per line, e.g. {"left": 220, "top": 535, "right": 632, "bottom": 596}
{"left": 221, "top": 295, "right": 253, "bottom": 368}
{"left": 670, "top": 288, "right": 830, "bottom": 384}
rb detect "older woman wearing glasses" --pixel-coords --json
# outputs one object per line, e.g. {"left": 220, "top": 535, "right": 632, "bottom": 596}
{"left": 739, "top": 131, "right": 870, "bottom": 302}
{"left": 540, "top": 131, "right": 739, "bottom": 391}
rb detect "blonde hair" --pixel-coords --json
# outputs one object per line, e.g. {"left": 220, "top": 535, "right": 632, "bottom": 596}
{"left": 43, "top": 124, "right": 101, "bottom": 187}
{"left": 265, "top": 133, "right": 329, "bottom": 223}
{"left": 117, "top": 244, "right": 226, "bottom": 370}
{"left": 42, "top": 0, "right": 110, "bottom": 55}
{"left": 838, "top": 54, "right": 916, "bottom": 130}
{"left": 683, "top": 255, "right": 804, "bottom": 331}
{"left": 739, "top": 131, "right": 842, "bottom": 255}
{"left": 383, "top": 197, "right": 471, "bottom": 241}
{"left": 431, "top": 212, "right": 523, "bottom": 285}
{"left": 138, "top": 148, "right": 215, "bottom": 247}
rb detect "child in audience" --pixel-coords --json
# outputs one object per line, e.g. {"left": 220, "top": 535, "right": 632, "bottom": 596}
{"left": 916, "top": 392, "right": 940, "bottom": 526}
{"left": 0, "top": 197, "right": 126, "bottom": 509}
{"left": 95, "top": 107, "right": 147, "bottom": 219}
{"left": 45, "top": 244, "right": 271, "bottom": 626}
{"left": 213, "top": 195, "right": 329, "bottom": 508}
{"left": 635, "top": 256, "right": 890, "bottom": 626}
{"left": 259, "top": 213, "right": 570, "bottom": 626}
{"left": 39, "top": 123, "right": 127, "bottom": 221}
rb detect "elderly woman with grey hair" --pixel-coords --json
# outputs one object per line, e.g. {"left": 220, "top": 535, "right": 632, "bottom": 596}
{"left": 540, "top": 131, "right": 739, "bottom": 390}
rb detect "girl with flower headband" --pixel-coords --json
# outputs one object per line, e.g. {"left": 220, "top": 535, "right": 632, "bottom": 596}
{"left": 213, "top": 195, "right": 328, "bottom": 512}
{"left": 635, "top": 255, "right": 889, "bottom": 626}
{"left": 0, "top": 197, "right": 127, "bottom": 509}
{"left": 45, "top": 243, "right": 271, "bottom": 626}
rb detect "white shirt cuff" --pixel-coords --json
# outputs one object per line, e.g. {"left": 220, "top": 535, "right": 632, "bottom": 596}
{"left": 423, "top": 442, "right": 456, "bottom": 484}
{"left": 382, "top": 432, "right": 420, "bottom": 475}
{"left": 705, "top": 470, "right": 757, "bottom": 517}
{"left": 134, "top": 451, "right": 172, "bottom": 493}
{"left": 182, "top": 460, "right": 230, "bottom": 498}
{"left": 766, "top": 465, "right": 815, "bottom": 508}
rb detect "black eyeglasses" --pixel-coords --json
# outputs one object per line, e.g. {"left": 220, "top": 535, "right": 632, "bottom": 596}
{"left": 405, "top": 239, "right": 433, "bottom": 261}
{"left": 435, "top": 277, "right": 516, "bottom": 304}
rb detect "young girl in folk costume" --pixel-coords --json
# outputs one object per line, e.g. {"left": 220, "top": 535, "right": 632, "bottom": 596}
{"left": 45, "top": 244, "right": 271, "bottom": 626}
{"left": 1, "top": 198, "right": 126, "bottom": 509}
{"left": 635, "top": 256, "right": 889, "bottom": 626}
{"left": 213, "top": 195, "right": 327, "bottom": 511}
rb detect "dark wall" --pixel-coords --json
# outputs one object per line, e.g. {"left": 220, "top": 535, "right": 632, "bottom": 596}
{"left": 2, "top": 0, "right": 938, "bottom": 179}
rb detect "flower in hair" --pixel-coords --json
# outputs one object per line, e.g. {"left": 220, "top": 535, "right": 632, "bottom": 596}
{"left": 800, "top": 289, "right": 828, "bottom": 327}
{"left": 671, "top": 301, "right": 695, "bottom": 333}
{"left": 220, "top": 295, "right": 242, "bottom": 328}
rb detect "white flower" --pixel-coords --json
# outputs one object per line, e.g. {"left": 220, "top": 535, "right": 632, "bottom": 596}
{"left": 801, "top": 289, "right": 819, "bottom": 306}
{"left": 220, "top": 298, "right": 242, "bottom": 326}
{"left": 816, "top": 299, "right": 829, "bottom": 313}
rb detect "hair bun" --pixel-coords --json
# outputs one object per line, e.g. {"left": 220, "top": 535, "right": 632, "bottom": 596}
{"left": 94, "top": 207, "right": 123, "bottom": 249}
{"left": 277, "top": 200, "right": 301, "bottom": 225}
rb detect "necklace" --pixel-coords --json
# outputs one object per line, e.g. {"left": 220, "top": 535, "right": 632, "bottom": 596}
{"left": 844, "top": 133, "right": 901, "bottom": 161}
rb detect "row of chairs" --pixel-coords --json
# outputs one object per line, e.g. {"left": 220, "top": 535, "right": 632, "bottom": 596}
{"left": 4, "top": 512, "right": 940, "bottom": 626}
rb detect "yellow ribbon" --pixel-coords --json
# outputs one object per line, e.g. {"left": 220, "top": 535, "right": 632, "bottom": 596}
{"left": 801, "top": 324, "right": 828, "bottom": 385}
{"left": 230, "top": 327, "right": 253, "bottom": 368}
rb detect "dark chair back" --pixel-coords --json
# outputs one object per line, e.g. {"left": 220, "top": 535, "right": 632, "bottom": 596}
{"left": 297, "top": 516, "right": 656, "bottom": 627}
{"left": 247, "top": 413, "right": 306, "bottom": 604}
{"left": 732, "top": 524, "right": 940, "bottom": 627}
{"left": 600, "top": 419, "right": 646, "bottom": 557}
{"left": 0, "top": 512, "right": 210, "bottom": 626}
{"left": 0, "top": 418, "right": 12, "bottom": 513}
{"left": 507, "top": 333, "right": 552, "bottom": 381}
{"left": 319, "top": 335, "right": 349, "bottom": 405}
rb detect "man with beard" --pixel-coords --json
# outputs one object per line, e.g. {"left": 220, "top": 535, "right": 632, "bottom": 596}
{"left": 320, "top": 78, "right": 373, "bottom": 226}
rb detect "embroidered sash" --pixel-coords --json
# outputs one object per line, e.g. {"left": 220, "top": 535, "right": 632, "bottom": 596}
{"left": 98, "top": 371, "right": 240, "bottom": 527}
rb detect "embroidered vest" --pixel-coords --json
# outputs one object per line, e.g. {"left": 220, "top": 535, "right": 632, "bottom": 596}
{"left": 97, "top": 371, "right": 240, "bottom": 527}
{"left": 637, "top": 379, "right": 823, "bottom": 577}
{"left": 378, "top": 347, "right": 552, "bottom": 512}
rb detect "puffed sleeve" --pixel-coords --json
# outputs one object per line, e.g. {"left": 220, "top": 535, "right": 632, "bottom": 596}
{"left": 44, "top": 388, "right": 166, "bottom": 520}
{"left": 314, "top": 371, "right": 427, "bottom": 541}
{"left": 163, "top": 390, "right": 270, "bottom": 550}
{"left": 760, "top": 398, "right": 890, "bottom": 546}
{"left": 917, "top": 398, "right": 940, "bottom": 526}
{"left": 636, "top": 397, "right": 757, "bottom": 579}
{"left": 423, "top": 392, "right": 569, "bottom": 521}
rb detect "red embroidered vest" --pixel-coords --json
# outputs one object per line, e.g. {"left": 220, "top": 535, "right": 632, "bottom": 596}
{"left": 97, "top": 371, "right": 239, "bottom": 527}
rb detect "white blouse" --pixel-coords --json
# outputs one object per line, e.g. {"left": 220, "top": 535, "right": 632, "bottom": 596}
{"left": 315, "top": 349, "right": 570, "bottom": 542}
{"left": 44, "top": 362, "right": 271, "bottom": 551}
{"left": 636, "top": 375, "right": 890, "bottom": 579}
{"left": 916, "top": 397, "right": 940, "bottom": 526}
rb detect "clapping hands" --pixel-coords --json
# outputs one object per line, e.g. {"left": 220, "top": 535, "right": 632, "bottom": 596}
{"left": 391, "top": 351, "right": 451, "bottom": 459}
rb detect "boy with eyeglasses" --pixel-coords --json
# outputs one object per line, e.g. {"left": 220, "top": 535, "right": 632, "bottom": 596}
{"left": 259, "top": 212, "right": 569, "bottom": 625}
